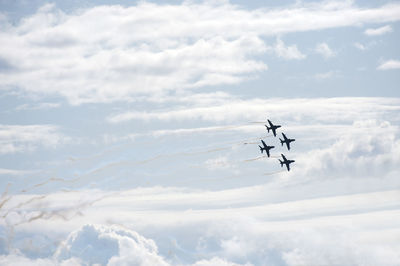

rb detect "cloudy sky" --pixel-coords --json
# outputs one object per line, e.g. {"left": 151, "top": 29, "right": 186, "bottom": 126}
{"left": 1, "top": 0, "right": 400, "bottom": 265}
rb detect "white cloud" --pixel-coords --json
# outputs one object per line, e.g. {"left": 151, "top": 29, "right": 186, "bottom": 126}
{"left": 0, "top": 254, "right": 56, "bottom": 266}
{"left": 55, "top": 224, "right": 170, "bottom": 266}
{"left": 1, "top": 2, "right": 400, "bottom": 104}
{"left": 204, "top": 156, "right": 232, "bottom": 170}
{"left": 273, "top": 39, "right": 306, "bottom": 60}
{"left": 377, "top": 59, "right": 400, "bottom": 70}
{"left": 107, "top": 97, "right": 400, "bottom": 124}
{"left": 313, "top": 70, "right": 340, "bottom": 79}
{"left": 0, "top": 124, "right": 68, "bottom": 154}
{"left": 1, "top": 95, "right": 400, "bottom": 266}
{"left": 364, "top": 25, "right": 393, "bottom": 36}
{"left": 15, "top": 102, "right": 61, "bottom": 111}
{"left": 0, "top": 168, "right": 35, "bottom": 176}
{"left": 292, "top": 119, "right": 400, "bottom": 181}
{"left": 193, "top": 257, "right": 252, "bottom": 266}
{"left": 315, "top": 42, "right": 335, "bottom": 58}
{"left": 354, "top": 42, "right": 367, "bottom": 50}
{"left": 2, "top": 187, "right": 400, "bottom": 265}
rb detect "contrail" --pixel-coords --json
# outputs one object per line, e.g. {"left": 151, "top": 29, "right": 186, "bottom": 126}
{"left": 20, "top": 177, "right": 80, "bottom": 193}
{"left": 0, "top": 183, "right": 12, "bottom": 210}
{"left": 77, "top": 139, "right": 255, "bottom": 180}
{"left": 9, "top": 191, "right": 118, "bottom": 227}
{"left": 58, "top": 136, "right": 276, "bottom": 190}
{"left": 1, "top": 195, "right": 47, "bottom": 219}
{"left": 263, "top": 170, "right": 286, "bottom": 176}
{"left": 242, "top": 154, "right": 280, "bottom": 162}
{"left": 242, "top": 155, "right": 268, "bottom": 162}
{"left": 12, "top": 133, "right": 274, "bottom": 193}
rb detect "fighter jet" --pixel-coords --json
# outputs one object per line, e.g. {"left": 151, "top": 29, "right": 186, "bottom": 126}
{"left": 280, "top": 133, "right": 295, "bottom": 151}
{"left": 259, "top": 140, "right": 274, "bottom": 157}
{"left": 279, "top": 154, "right": 295, "bottom": 171}
{"left": 265, "top": 119, "right": 281, "bottom": 137}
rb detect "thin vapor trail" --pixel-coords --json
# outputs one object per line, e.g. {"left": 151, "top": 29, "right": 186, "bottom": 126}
{"left": 20, "top": 177, "right": 80, "bottom": 193}
{"left": 263, "top": 170, "right": 286, "bottom": 176}
{"left": 242, "top": 155, "right": 279, "bottom": 162}
{"left": 11, "top": 133, "right": 273, "bottom": 193}
{"left": 0, "top": 183, "right": 12, "bottom": 210}
{"left": 73, "top": 137, "right": 262, "bottom": 182}
{"left": 1, "top": 195, "right": 47, "bottom": 219}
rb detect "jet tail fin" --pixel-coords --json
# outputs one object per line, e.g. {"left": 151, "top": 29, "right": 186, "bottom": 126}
{"left": 279, "top": 138, "right": 284, "bottom": 146}
{"left": 265, "top": 125, "right": 270, "bottom": 132}
{"left": 259, "top": 145, "right": 263, "bottom": 153}
{"left": 278, "top": 159, "right": 283, "bottom": 167}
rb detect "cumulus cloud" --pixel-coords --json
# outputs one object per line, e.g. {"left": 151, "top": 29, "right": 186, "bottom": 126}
{"left": 293, "top": 119, "right": 400, "bottom": 181}
{"left": 1, "top": 2, "right": 400, "bottom": 104}
{"left": 364, "top": 25, "right": 393, "bottom": 36}
{"left": 0, "top": 124, "right": 68, "bottom": 154}
{"left": 2, "top": 187, "right": 400, "bottom": 265}
{"left": 192, "top": 257, "right": 252, "bottom": 266}
{"left": 0, "top": 254, "right": 55, "bottom": 266}
{"left": 55, "top": 224, "right": 169, "bottom": 266}
{"left": 377, "top": 59, "right": 400, "bottom": 70}
{"left": 315, "top": 42, "right": 335, "bottom": 58}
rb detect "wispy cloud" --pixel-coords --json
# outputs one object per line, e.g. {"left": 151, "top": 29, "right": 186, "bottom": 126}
{"left": 315, "top": 42, "right": 336, "bottom": 58}
{"left": 0, "top": 168, "right": 36, "bottom": 176}
{"left": 364, "top": 25, "right": 393, "bottom": 36}
{"left": 377, "top": 59, "right": 400, "bottom": 70}
{"left": 313, "top": 70, "right": 340, "bottom": 80}
{"left": 273, "top": 38, "right": 306, "bottom": 60}
{"left": 204, "top": 156, "right": 232, "bottom": 170}
{"left": 353, "top": 42, "right": 367, "bottom": 51}
{"left": 106, "top": 97, "right": 400, "bottom": 124}
{"left": 14, "top": 102, "right": 61, "bottom": 111}
{"left": 1, "top": 2, "right": 400, "bottom": 104}
{"left": 0, "top": 124, "right": 68, "bottom": 154}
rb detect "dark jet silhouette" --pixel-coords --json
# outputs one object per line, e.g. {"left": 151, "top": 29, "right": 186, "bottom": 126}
{"left": 259, "top": 140, "right": 274, "bottom": 157}
{"left": 265, "top": 119, "right": 281, "bottom": 137}
{"left": 279, "top": 154, "right": 295, "bottom": 171}
{"left": 280, "top": 133, "right": 295, "bottom": 151}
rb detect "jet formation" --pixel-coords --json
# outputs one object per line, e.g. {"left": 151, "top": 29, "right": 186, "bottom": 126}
{"left": 259, "top": 119, "right": 295, "bottom": 171}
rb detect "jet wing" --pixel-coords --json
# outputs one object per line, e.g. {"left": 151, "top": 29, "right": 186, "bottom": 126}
{"left": 285, "top": 142, "right": 290, "bottom": 150}
{"left": 261, "top": 139, "right": 267, "bottom": 148}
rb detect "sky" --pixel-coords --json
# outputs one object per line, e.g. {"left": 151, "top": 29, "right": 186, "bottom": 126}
{"left": 0, "top": 0, "right": 400, "bottom": 265}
